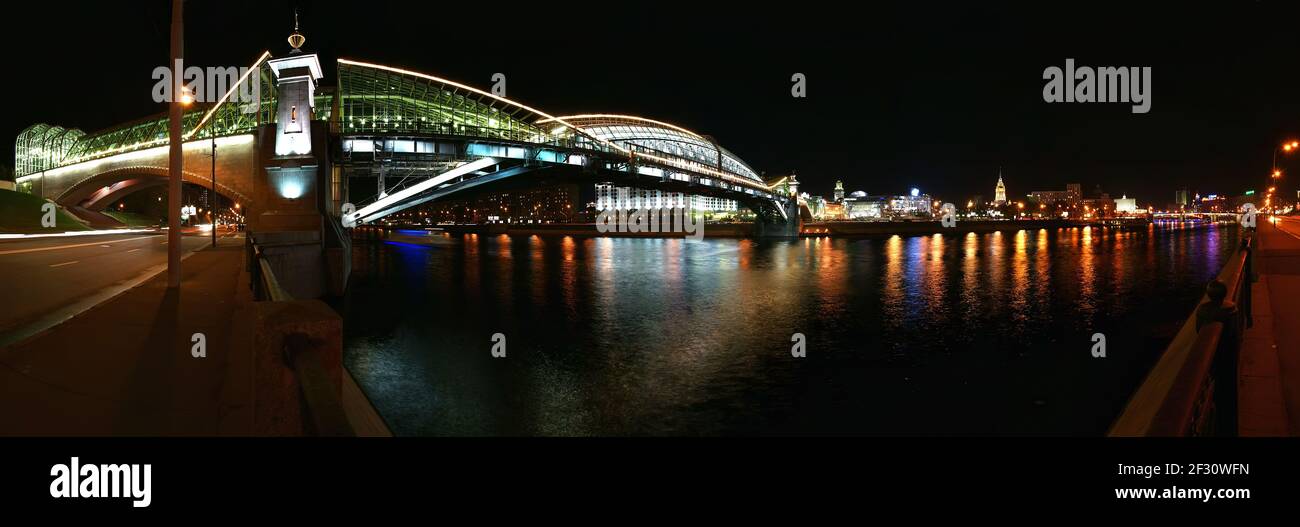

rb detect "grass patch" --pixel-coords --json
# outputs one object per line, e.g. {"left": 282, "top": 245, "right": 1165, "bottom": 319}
{"left": 0, "top": 189, "right": 90, "bottom": 233}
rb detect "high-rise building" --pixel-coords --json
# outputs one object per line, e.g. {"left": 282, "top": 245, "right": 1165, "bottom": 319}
{"left": 994, "top": 170, "right": 1007, "bottom": 205}
{"left": 1176, "top": 188, "right": 1190, "bottom": 208}
{"left": 833, "top": 180, "right": 845, "bottom": 203}
{"left": 1030, "top": 183, "right": 1082, "bottom": 207}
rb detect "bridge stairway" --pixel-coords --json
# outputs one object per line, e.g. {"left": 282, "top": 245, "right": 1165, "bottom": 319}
{"left": 63, "top": 206, "right": 124, "bottom": 229}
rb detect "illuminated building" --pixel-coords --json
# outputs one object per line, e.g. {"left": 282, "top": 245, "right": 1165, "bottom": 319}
{"left": 1020, "top": 180, "right": 1079, "bottom": 206}
{"left": 823, "top": 202, "right": 846, "bottom": 220}
{"left": 843, "top": 191, "right": 887, "bottom": 219}
{"left": 1114, "top": 195, "right": 1138, "bottom": 214}
{"left": 889, "top": 188, "right": 932, "bottom": 218}
{"left": 595, "top": 184, "right": 737, "bottom": 213}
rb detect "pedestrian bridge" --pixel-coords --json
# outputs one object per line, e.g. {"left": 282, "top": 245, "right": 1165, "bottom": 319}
{"left": 14, "top": 55, "right": 794, "bottom": 227}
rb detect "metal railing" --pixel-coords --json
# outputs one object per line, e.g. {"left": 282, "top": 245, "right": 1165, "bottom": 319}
{"left": 247, "top": 235, "right": 355, "bottom": 436}
{"left": 1110, "top": 230, "right": 1254, "bottom": 436}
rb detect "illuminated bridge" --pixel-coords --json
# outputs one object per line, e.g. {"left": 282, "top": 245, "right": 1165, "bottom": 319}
{"left": 15, "top": 57, "right": 793, "bottom": 227}
{"left": 13, "top": 44, "right": 798, "bottom": 297}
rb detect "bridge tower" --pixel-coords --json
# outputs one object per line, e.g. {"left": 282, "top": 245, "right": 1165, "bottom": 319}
{"left": 260, "top": 13, "right": 324, "bottom": 231}
{"left": 250, "top": 13, "right": 349, "bottom": 298}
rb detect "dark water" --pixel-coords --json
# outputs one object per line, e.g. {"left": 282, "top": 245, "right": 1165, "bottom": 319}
{"left": 338, "top": 223, "right": 1238, "bottom": 436}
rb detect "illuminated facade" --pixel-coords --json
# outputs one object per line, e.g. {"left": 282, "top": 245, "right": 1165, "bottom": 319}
{"left": 1030, "top": 183, "right": 1082, "bottom": 207}
{"left": 595, "top": 183, "right": 737, "bottom": 213}
{"left": 845, "top": 196, "right": 886, "bottom": 219}
{"left": 1114, "top": 196, "right": 1138, "bottom": 213}
{"left": 889, "top": 192, "right": 933, "bottom": 218}
{"left": 994, "top": 172, "right": 1007, "bottom": 204}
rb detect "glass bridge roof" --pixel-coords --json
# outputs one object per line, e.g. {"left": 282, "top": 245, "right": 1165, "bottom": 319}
{"left": 539, "top": 114, "right": 763, "bottom": 184}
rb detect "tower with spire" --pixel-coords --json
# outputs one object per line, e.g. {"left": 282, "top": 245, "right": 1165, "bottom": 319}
{"left": 266, "top": 9, "right": 322, "bottom": 157}
{"left": 994, "top": 168, "right": 1007, "bottom": 205}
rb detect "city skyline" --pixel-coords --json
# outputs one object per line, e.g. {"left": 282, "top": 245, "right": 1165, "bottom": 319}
{"left": 3, "top": 2, "right": 1300, "bottom": 514}
{"left": 5, "top": 2, "right": 1297, "bottom": 206}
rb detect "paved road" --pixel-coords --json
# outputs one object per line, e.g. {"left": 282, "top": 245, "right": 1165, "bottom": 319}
{"left": 0, "top": 231, "right": 234, "bottom": 347}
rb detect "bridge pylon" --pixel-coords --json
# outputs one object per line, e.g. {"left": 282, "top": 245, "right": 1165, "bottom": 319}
{"left": 754, "top": 198, "right": 802, "bottom": 237}
{"left": 250, "top": 36, "right": 350, "bottom": 298}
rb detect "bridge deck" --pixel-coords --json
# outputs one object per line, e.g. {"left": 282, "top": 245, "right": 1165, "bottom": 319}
{"left": 1239, "top": 217, "right": 1300, "bottom": 435}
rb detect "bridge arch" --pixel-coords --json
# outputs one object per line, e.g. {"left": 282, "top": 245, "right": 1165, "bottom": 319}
{"left": 56, "top": 165, "right": 252, "bottom": 211}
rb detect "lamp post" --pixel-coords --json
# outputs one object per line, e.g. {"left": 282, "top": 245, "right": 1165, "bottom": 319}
{"left": 1271, "top": 140, "right": 1297, "bottom": 212}
{"left": 167, "top": 0, "right": 185, "bottom": 288}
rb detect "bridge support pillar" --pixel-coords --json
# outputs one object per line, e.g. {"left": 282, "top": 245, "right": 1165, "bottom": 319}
{"left": 246, "top": 47, "right": 350, "bottom": 299}
{"left": 754, "top": 199, "right": 802, "bottom": 238}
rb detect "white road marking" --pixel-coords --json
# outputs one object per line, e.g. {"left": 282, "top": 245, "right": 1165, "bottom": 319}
{"left": 100, "top": 244, "right": 112, "bottom": 248}
{"left": 49, "top": 261, "right": 79, "bottom": 268}
{"left": 127, "top": 248, "right": 142, "bottom": 253}
{"left": 0, "top": 235, "right": 157, "bottom": 256}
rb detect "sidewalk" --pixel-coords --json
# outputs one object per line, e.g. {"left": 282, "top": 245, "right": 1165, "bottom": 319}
{"left": 1238, "top": 218, "right": 1300, "bottom": 436}
{"left": 0, "top": 236, "right": 254, "bottom": 435}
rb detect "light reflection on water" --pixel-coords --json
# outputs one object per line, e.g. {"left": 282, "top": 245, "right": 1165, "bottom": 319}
{"left": 340, "top": 223, "right": 1238, "bottom": 436}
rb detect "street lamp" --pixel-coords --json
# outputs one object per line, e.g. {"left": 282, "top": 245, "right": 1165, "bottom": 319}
{"left": 1274, "top": 139, "right": 1297, "bottom": 174}
{"left": 1268, "top": 140, "right": 1297, "bottom": 214}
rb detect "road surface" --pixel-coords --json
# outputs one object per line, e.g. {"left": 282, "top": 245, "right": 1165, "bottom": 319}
{"left": 0, "top": 231, "right": 232, "bottom": 347}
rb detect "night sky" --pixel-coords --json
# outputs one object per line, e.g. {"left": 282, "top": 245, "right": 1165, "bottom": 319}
{"left": 5, "top": 1, "right": 1298, "bottom": 206}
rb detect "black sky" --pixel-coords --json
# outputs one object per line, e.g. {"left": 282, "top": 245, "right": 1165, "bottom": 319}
{"left": 5, "top": 1, "right": 1298, "bottom": 206}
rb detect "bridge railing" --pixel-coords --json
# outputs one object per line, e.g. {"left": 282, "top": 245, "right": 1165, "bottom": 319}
{"left": 329, "top": 119, "right": 596, "bottom": 151}
{"left": 247, "top": 236, "right": 356, "bottom": 436}
{"left": 1109, "top": 229, "right": 1254, "bottom": 436}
